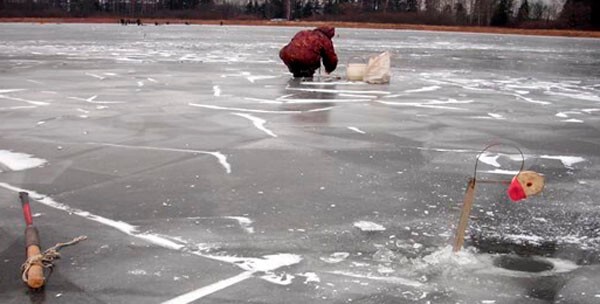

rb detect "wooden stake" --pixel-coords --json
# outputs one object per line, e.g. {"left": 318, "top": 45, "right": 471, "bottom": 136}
{"left": 453, "top": 178, "right": 477, "bottom": 252}
{"left": 24, "top": 226, "right": 45, "bottom": 288}
{"left": 20, "top": 192, "right": 45, "bottom": 288}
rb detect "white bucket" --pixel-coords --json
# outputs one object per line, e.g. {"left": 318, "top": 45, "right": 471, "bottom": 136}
{"left": 346, "top": 63, "right": 367, "bottom": 81}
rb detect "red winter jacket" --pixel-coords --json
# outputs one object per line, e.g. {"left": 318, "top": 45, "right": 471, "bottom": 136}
{"left": 279, "top": 26, "right": 338, "bottom": 77}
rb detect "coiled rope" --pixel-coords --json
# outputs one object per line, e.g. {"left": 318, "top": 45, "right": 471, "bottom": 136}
{"left": 21, "top": 235, "right": 87, "bottom": 283}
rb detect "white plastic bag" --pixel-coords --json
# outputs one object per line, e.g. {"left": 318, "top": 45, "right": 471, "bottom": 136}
{"left": 363, "top": 51, "right": 391, "bottom": 84}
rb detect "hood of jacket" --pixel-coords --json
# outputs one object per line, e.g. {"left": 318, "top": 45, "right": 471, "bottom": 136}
{"left": 315, "top": 26, "right": 335, "bottom": 39}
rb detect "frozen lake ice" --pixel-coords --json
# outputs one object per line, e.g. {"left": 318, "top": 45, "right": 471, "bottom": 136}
{"left": 1, "top": 23, "right": 600, "bottom": 303}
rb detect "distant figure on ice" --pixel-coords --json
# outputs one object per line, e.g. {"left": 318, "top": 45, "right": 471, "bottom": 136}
{"left": 279, "top": 26, "right": 338, "bottom": 78}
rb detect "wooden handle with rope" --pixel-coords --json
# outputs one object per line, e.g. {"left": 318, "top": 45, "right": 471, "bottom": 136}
{"left": 19, "top": 192, "right": 45, "bottom": 288}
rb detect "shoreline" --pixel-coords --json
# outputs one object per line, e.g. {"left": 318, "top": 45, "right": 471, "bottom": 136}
{"left": 1, "top": 17, "right": 600, "bottom": 39}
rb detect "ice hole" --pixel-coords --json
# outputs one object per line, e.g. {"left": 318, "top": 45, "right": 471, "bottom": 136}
{"left": 493, "top": 255, "right": 554, "bottom": 273}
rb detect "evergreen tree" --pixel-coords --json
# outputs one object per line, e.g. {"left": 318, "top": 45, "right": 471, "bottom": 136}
{"left": 560, "top": 0, "right": 596, "bottom": 28}
{"left": 516, "top": 0, "right": 530, "bottom": 23}
{"left": 490, "top": 0, "right": 513, "bottom": 26}
{"left": 293, "top": 0, "right": 304, "bottom": 18}
{"left": 246, "top": 0, "right": 254, "bottom": 14}
{"left": 302, "top": 0, "right": 313, "bottom": 17}
{"left": 254, "top": 0, "right": 261, "bottom": 15}
{"left": 407, "top": 0, "right": 417, "bottom": 12}
{"left": 257, "top": 1, "right": 266, "bottom": 17}
{"left": 324, "top": 0, "right": 340, "bottom": 15}
{"left": 455, "top": 2, "right": 467, "bottom": 25}
{"left": 593, "top": 0, "right": 600, "bottom": 28}
{"left": 312, "top": 0, "right": 321, "bottom": 14}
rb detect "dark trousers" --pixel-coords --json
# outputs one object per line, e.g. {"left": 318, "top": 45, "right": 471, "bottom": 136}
{"left": 287, "top": 62, "right": 318, "bottom": 78}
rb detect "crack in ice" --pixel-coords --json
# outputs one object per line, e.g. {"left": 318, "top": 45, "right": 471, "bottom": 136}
{"left": 232, "top": 112, "right": 277, "bottom": 138}
{"left": 87, "top": 142, "right": 231, "bottom": 174}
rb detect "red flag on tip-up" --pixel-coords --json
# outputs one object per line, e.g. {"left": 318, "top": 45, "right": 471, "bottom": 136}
{"left": 507, "top": 171, "right": 545, "bottom": 202}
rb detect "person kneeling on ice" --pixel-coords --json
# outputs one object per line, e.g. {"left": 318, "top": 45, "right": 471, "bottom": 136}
{"left": 279, "top": 26, "right": 338, "bottom": 78}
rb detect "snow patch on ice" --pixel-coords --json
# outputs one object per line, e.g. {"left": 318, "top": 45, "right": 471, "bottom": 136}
{"left": 354, "top": 221, "right": 386, "bottom": 232}
{"left": 376, "top": 98, "right": 473, "bottom": 110}
{"left": 128, "top": 269, "right": 147, "bottom": 275}
{"left": 260, "top": 273, "right": 294, "bottom": 285}
{"left": 347, "top": 126, "right": 366, "bottom": 134}
{"left": 555, "top": 111, "right": 582, "bottom": 118}
{"left": 247, "top": 75, "right": 278, "bottom": 83}
{"left": 298, "top": 272, "right": 320, "bottom": 283}
{"left": 328, "top": 271, "right": 423, "bottom": 287}
{"left": 487, "top": 113, "right": 505, "bottom": 119}
{"left": 69, "top": 95, "right": 124, "bottom": 104}
{"left": 502, "top": 234, "right": 545, "bottom": 245}
{"left": 561, "top": 119, "right": 584, "bottom": 123}
{"left": 477, "top": 153, "right": 501, "bottom": 168}
{"left": 320, "top": 252, "right": 350, "bottom": 264}
{"left": 404, "top": 86, "right": 441, "bottom": 93}
{"left": 205, "top": 253, "right": 302, "bottom": 272}
{"left": 213, "top": 85, "right": 221, "bottom": 97}
{"left": 0, "top": 94, "right": 50, "bottom": 106}
{"left": 85, "top": 72, "right": 106, "bottom": 80}
{"left": 419, "top": 246, "right": 477, "bottom": 267}
{"left": 544, "top": 90, "right": 600, "bottom": 102}
{"left": 0, "top": 150, "right": 47, "bottom": 172}
{"left": 222, "top": 216, "right": 255, "bottom": 234}
{"left": 539, "top": 155, "right": 585, "bottom": 169}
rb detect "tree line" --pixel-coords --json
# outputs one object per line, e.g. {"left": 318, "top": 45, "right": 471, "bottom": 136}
{"left": 0, "top": 0, "right": 598, "bottom": 29}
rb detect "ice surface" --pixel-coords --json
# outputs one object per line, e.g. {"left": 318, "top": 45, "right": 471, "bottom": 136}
{"left": 0, "top": 23, "right": 599, "bottom": 304}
